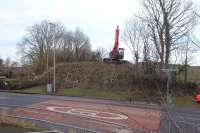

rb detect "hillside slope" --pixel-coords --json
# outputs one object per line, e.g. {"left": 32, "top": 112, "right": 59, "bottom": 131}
{"left": 37, "top": 62, "right": 133, "bottom": 90}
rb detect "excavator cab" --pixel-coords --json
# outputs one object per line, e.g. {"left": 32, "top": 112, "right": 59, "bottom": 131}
{"left": 109, "top": 48, "right": 124, "bottom": 60}
{"left": 118, "top": 48, "right": 125, "bottom": 59}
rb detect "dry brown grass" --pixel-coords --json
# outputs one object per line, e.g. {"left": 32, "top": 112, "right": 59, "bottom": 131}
{"left": 0, "top": 108, "right": 42, "bottom": 131}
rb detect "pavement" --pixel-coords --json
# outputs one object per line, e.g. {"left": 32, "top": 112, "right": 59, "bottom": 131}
{"left": 0, "top": 92, "right": 160, "bottom": 133}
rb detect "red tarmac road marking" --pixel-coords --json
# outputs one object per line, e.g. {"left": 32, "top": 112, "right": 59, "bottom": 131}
{"left": 14, "top": 100, "right": 160, "bottom": 132}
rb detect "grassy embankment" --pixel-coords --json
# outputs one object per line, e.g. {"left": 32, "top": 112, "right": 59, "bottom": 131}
{"left": 13, "top": 66, "right": 200, "bottom": 108}
{"left": 59, "top": 87, "right": 127, "bottom": 100}
{"left": 172, "top": 95, "right": 200, "bottom": 109}
{"left": 14, "top": 86, "right": 127, "bottom": 101}
{"left": 14, "top": 86, "right": 46, "bottom": 94}
{"left": 171, "top": 66, "right": 200, "bottom": 109}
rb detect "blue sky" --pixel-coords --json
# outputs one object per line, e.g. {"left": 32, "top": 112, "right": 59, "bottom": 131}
{"left": 0, "top": 0, "right": 200, "bottom": 65}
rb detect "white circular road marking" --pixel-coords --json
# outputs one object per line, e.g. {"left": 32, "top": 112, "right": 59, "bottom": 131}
{"left": 47, "top": 106, "right": 128, "bottom": 120}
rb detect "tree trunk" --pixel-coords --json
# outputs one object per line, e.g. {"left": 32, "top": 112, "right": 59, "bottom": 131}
{"left": 184, "top": 52, "right": 188, "bottom": 83}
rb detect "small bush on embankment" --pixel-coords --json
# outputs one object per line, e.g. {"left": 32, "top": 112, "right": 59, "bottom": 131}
{"left": 2, "top": 77, "right": 40, "bottom": 90}
{"left": 172, "top": 81, "right": 199, "bottom": 96}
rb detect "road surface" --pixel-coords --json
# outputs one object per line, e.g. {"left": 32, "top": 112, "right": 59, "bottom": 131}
{"left": 1, "top": 92, "right": 200, "bottom": 133}
{"left": 160, "top": 106, "right": 200, "bottom": 133}
{"left": 0, "top": 92, "right": 160, "bottom": 133}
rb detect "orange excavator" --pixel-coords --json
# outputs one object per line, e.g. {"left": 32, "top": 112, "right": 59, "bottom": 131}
{"left": 103, "top": 26, "right": 128, "bottom": 64}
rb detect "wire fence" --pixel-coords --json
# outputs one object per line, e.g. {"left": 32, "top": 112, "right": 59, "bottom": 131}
{"left": 160, "top": 107, "right": 200, "bottom": 133}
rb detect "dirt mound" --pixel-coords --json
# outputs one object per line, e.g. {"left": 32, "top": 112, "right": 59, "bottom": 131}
{"left": 38, "top": 62, "right": 133, "bottom": 90}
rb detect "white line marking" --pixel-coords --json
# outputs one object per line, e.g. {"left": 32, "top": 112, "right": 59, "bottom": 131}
{"left": 47, "top": 106, "right": 128, "bottom": 120}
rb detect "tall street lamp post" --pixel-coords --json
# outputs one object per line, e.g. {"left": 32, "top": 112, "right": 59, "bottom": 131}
{"left": 49, "top": 22, "right": 56, "bottom": 93}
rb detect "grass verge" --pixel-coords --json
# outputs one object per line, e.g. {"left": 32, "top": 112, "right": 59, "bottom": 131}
{"left": 58, "top": 88, "right": 127, "bottom": 101}
{"left": 14, "top": 86, "right": 46, "bottom": 94}
{"left": 172, "top": 95, "right": 200, "bottom": 109}
{"left": 14, "top": 86, "right": 127, "bottom": 101}
{"left": 0, "top": 108, "right": 45, "bottom": 131}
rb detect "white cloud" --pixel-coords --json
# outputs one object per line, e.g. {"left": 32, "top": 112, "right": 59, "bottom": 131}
{"left": 0, "top": 0, "right": 199, "bottom": 65}
{"left": 0, "top": 45, "right": 18, "bottom": 60}
{"left": 0, "top": 0, "right": 139, "bottom": 62}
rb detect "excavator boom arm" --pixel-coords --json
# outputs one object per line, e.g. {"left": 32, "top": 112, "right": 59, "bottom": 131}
{"left": 112, "top": 26, "right": 119, "bottom": 53}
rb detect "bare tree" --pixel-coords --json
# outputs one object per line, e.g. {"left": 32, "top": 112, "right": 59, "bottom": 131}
{"left": 91, "top": 47, "right": 107, "bottom": 61}
{"left": 58, "top": 27, "right": 92, "bottom": 62}
{"left": 18, "top": 20, "right": 66, "bottom": 73}
{"left": 4, "top": 58, "right": 11, "bottom": 77}
{"left": 122, "top": 18, "right": 143, "bottom": 64}
{"left": 10, "top": 61, "right": 19, "bottom": 69}
{"left": 0, "top": 57, "right": 3, "bottom": 75}
{"left": 192, "top": 11, "right": 200, "bottom": 49}
{"left": 188, "top": 33, "right": 200, "bottom": 50}
{"left": 123, "top": 15, "right": 162, "bottom": 66}
{"left": 72, "top": 28, "right": 91, "bottom": 61}
{"left": 177, "top": 36, "right": 197, "bottom": 83}
{"left": 141, "top": 0, "right": 197, "bottom": 68}
{"left": 0, "top": 58, "right": 3, "bottom": 67}
{"left": 18, "top": 21, "right": 92, "bottom": 74}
